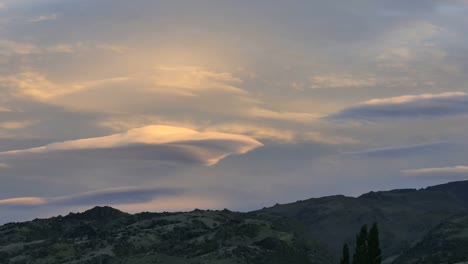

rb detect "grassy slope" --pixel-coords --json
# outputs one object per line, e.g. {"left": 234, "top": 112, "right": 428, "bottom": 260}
{"left": 394, "top": 215, "right": 468, "bottom": 264}
{"left": 0, "top": 207, "right": 328, "bottom": 264}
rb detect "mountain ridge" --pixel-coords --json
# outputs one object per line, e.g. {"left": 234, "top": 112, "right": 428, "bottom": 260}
{"left": 3, "top": 180, "right": 468, "bottom": 263}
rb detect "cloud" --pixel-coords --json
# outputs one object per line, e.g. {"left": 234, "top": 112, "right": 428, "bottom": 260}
{"left": 302, "top": 132, "right": 358, "bottom": 145}
{"left": 0, "top": 162, "right": 9, "bottom": 168}
{"left": 0, "top": 121, "right": 34, "bottom": 130}
{"left": 0, "top": 197, "right": 46, "bottom": 206}
{"left": 205, "top": 122, "right": 356, "bottom": 145}
{"left": 248, "top": 108, "right": 321, "bottom": 123}
{"left": 29, "top": 13, "right": 58, "bottom": 23}
{"left": 0, "top": 40, "right": 37, "bottom": 55}
{"left": 403, "top": 165, "right": 468, "bottom": 179}
{"left": 0, "top": 106, "right": 11, "bottom": 112}
{"left": 0, "top": 125, "right": 263, "bottom": 166}
{"left": 45, "top": 44, "right": 74, "bottom": 53}
{"left": 0, "top": 67, "right": 246, "bottom": 107}
{"left": 115, "top": 196, "right": 227, "bottom": 213}
{"left": 0, "top": 72, "right": 130, "bottom": 101}
{"left": 151, "top": 66, "right": 246, "bottom": 96}
{"left": 0, "top": 41, "right": 121, "bottom": 58}
{"left": 53, "top": 187, "right": 180, "bottom": 206}
{"left": 206, "top": 123, "right": 297, "bottom": 142}
{"left": 372, "top": 21, "right": 444, "bottom": 68}
{"left": 0, "top": 41, "right": 72, "bottom": 57}
{"left": 309, "top": 75, "right": 377, "bottom": 89}
{"left": 347, "top": 142, "right": 462, "bottom": 158}
{"left": 0, "top": 186, "right": 181, "bottom": 208}
{"left": 0, "top": 186, "right": 233, "bottom": 214}
{"left": 97, "top": 44, "right": 128, "bottom": 53}
{"left": 330, "top": 92, "right": 468, "bottom": 120}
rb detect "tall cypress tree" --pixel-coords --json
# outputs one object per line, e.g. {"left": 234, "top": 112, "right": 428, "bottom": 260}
{"left": 368, "top": 223, "right": 382, "bottom": 264}
{"left": 353, "top": 224, "right": 369, "bottom": 264}
{"left": 340, "top": 243, "right": 350, "bottom": 264}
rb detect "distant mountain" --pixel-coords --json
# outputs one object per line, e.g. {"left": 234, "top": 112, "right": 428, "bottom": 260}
{"left": 3, "top": 181, "right": 468, "bottom": 263}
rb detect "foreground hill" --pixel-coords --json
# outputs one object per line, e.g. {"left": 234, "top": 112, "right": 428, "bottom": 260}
{"left": 3, "top": 181, "right": 468, "bottom": 263}
{"left": 394, "top": 214, "right": 468, "bottom": 264}
{"left": 0, "top": 207, "right": 331, "bottom": 264}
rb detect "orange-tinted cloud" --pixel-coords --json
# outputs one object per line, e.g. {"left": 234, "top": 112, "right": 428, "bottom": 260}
{"left": 0, "top": 125, "right": 263, "bottom": 166}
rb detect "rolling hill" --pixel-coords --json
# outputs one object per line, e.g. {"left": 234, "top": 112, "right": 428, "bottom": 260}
{"left": 3, "top": 181, "right": 468, "bottom": 263}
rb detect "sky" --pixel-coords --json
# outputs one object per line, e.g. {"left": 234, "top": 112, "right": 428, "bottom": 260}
{"left": 1, "top": 0, "right": 468, "bottom": 223}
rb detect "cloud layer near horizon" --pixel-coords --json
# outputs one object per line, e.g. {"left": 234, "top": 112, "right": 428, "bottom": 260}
{"left": 0, "top": 186, "right": 180, "bottom": 207}
{"left": 403, "top": 166, "right": 468, "bottom": 179}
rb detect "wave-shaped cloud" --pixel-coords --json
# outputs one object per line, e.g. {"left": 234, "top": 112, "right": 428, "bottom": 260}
{"left": 330, "top": 92, "right": 468, "bottom": 120}
{"left": 0, "top": 186, "right": 181, "bottom": 208}
{"left": 347, "top": 142, "right": 463, "bottom": 158}
{"left": 403, "top": 165, "right": 468, "bottom": 179}
{"left": 0, "top": 125, "right": 263, "bottom": 166}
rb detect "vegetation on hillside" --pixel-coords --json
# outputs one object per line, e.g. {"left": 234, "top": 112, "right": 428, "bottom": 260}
{"left": 340, "top": 223, "right": 381, "bottom": 264}
{"left": 3, "top": 181, "right": 468, "bottom": 263}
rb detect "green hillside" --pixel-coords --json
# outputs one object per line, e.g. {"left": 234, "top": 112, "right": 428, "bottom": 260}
{"left": 0, "top": 207, "right": 330, "bottom": 264}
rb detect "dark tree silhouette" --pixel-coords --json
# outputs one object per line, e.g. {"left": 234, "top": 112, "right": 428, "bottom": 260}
{"left": 340, "top": 243, "right": 350, "bottom": 264}
{"left": 342, "top": 223, "right": 382, "bottom": 264}
{"left": 352, "top": 225, "right": 369, "bottom": 264}
{"left": 368, "top": 223, "right": 382, "bottom": 264}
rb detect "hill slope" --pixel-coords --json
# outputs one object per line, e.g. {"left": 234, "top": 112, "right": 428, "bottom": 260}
{"left": 261, "top": 181, "right": 468, "bottom": 263}
{"left": 394, "top": 214, "right": 468, "bottom": 264}
{"left": 0, "top": 207, "right": 331, "bottom": 264}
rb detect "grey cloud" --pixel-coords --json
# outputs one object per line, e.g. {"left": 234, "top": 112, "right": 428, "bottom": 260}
{"left": 29, "top": 13, "right": 58, "bottom": 23}
{"left": 330, "top": 92, "right": 468, "bottom": 120}
{"left": 0, "top": 186, "right": 181, "bottom": 208}
{"left": 52, "top": 187, "right": 181, "bottom": 206}
{"left": 347, "top": 141, "right": 465, "bottom": 158}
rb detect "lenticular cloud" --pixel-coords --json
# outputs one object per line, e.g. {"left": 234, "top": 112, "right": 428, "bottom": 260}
{"left": 0, "top": 125, "right": 263, "bottom": 166}
{"left": 330, "top": 92, "right": 468, "bottom": 120}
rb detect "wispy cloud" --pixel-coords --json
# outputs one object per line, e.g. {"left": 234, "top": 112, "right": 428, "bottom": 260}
{"left": 206, "top": 123, "right": 356, "bottom": 145}
{"left": 372, "top": 21, "right": 443, "bottom": 69}
{"left": 403, "top": 165, "right": 468, "bottom": 179}
{"left": 207, "top": 123, "right": 297, "bottom": 142}
{"left": 0, "top": 186, "right": 181, "bottom": 207}
{"left": 0, "top": 72, "right": 130, "bottom": 101}
{"left": 309, "top": 74, "right": 377, "bottom": 89}
{"left": 151, "top": 66, "right": 246, "bottom": 96}
{"left": 29, "top": 13, "right": 58, "bottom": 23}
{"left": 330, "top": 92, "right": 468, "bottom": 120}
{"left": 347, "top": 142, "right": 462, "bottom": 158}
{"left": 0, "top": 106, "right": 11, "bottom": 112}
{"left": 0, "top": 40, "right": 37, "bottom": 55}
{"left": 248, "top": 108, "right": 321, "bottom": 123}
{"left": 97, "top": 44, "right": 129, "bottom": 53}
{"left": 0, "top": 121, "right": 34, "bottom": 130}
{"left": 0, "top": 197, "right": 45, "bottom": 206}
